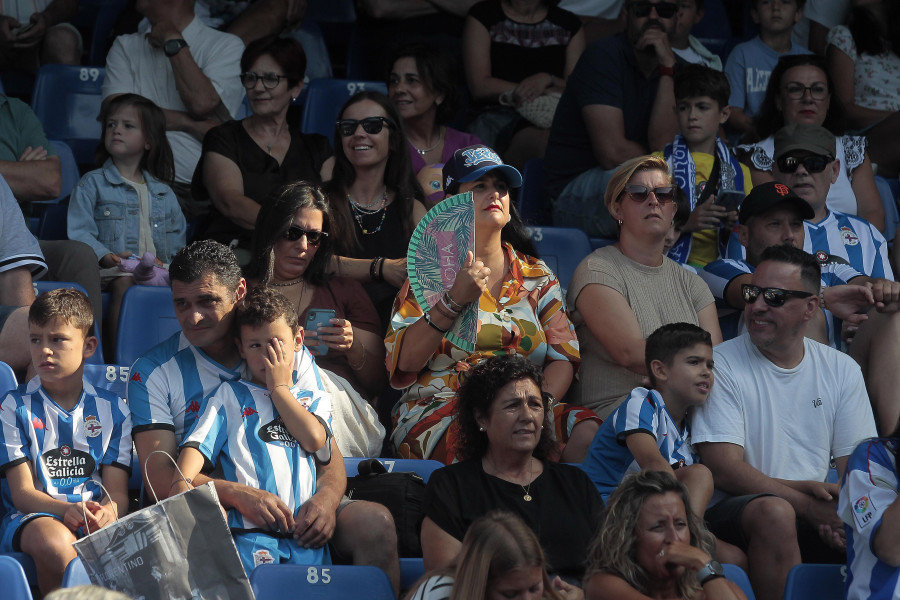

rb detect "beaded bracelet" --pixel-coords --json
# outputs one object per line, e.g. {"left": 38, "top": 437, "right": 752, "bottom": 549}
{"left": 439, "top": 293, "right": 460, "bottom": 316}
{"left": 423, "top": 311, "right": 448, "bottom": 334}
{"left": 444, "top": 291, "right": 465, "bottom": 312}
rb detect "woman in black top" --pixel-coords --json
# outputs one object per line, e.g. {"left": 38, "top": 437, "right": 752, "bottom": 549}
{"left": 194, "top": 37, "right": 334, "bottom": 261}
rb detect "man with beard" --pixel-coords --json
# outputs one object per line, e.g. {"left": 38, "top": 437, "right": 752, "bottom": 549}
{"left": 545, "top": 0, "right": 681, "bottom": 237}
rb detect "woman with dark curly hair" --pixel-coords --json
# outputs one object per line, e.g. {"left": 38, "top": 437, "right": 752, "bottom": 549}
{"left": 737, "top": 54, "right": 884, "bottom": 231}
{"left": 419, "top": 354, "right": 602, "bottom": 584}
{"left": 584, "top": 470, "right": 745, "bottom": 600}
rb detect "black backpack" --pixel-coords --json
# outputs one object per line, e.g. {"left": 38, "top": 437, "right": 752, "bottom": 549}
{"left": 345, "top": 459, "right": 426, "bottom": 557}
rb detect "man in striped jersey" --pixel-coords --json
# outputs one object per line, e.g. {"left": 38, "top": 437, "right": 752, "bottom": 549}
{"left": 772, "top": 122, "right": 893, "bottom": 280}
{"left": 0, "top": 288, "right": 132, "bottom": 595}
{"left": 174, "top": 287, "right": 332, "bottom": 574}
{"left": 128, "top": 240, "right": 400, "bottom": 592}
{"left": 702, "top": 181, "right": 900, "bottom": 435}
{"left": 838, "top": 428, "right": 900, "bottom": 600}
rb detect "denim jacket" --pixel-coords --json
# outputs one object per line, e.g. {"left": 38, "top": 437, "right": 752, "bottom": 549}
{"left": 67, "top": 158, "right": 186, "bottom": 263}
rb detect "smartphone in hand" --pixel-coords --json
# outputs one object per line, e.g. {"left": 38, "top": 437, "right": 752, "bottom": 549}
{"left": 304, "top": 309, "right": 337, "bottom": 356}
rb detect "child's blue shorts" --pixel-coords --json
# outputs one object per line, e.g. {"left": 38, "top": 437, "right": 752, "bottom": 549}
{"left": 0, "top": 512, "right": 79, "bottom": 552}
{"left": 233, "top": 531, "right": 330, "bottom": 576}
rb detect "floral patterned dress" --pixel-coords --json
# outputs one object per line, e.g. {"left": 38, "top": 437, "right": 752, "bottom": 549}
{"left": 387, "top": 242, "right": 598, "bottom": 463}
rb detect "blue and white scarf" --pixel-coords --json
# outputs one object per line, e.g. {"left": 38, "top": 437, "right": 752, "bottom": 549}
{"left": 664, "top": 135, "right": 745, "bottom": 264}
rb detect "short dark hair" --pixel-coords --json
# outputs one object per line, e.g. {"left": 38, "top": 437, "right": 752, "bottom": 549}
{"left": 241, "top": 36, "right": 306, "bottom": 87}
{"left": 235, "top": 286, "right": 300, "bottom": 335}
{"left": 456, "top": 355, "right": 558, "bottom": 461}
{"left": 169, "top": 240, "right": 243, "bottom": 293}
{"left": 674, "top": 64, "right": 730, "bottom": 109}
{"left": 247, "top": 181, "right": 333, "bottom": 286}
{"left": 29, "top": 288, "right": 94, "bottom": 336}
{"left": 645, "top": 323, "right": 712, "bottom": 387}
{"left": 388, "top": 43, "right": 461, "bottom": 125}
{"left": 759, "top": 244, "right": 821, "bottom": 293}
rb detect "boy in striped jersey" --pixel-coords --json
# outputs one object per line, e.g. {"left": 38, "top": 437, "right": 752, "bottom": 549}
{"left": 173, "top": 286, "right": 332, "bottom": 574}
{"left": 0, "top": 288, "right": 132, "bottom": 595}
{"left": 581, "top": 323, "right": 714, "bottom": 509}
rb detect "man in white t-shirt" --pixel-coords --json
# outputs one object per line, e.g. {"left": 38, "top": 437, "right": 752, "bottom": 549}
{"left": 692, "top": 244, "right": 878, "bottom": 600}
{"left": 102, "top": 0, "right": 245, "bottom": 218}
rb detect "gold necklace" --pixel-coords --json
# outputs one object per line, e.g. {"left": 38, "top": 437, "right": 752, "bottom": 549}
{"left": 487, "top": 456, "right": 535, "bottom": 502}
{"left": 522, "top": 458, "right": 534, "bottom": 502}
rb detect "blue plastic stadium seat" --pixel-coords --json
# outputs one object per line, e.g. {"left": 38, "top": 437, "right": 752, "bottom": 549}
{"left": 399, "top": 557, "right": 426, "bottom": 592}
{"left": 0, "top": 360, "right": 17, "bottom": 394}
{"left": 0, "top": 553, "right": 36, "bottom": 598}
{"left": 519, "top": 157, "right": 551, "bottom": 225}
{"left": 300, "top": 79, "right": 388, "bottom": 138}
{"left": 115, "top": 286, "right": 180, "bottom": 366}
{"left": 723, "top": 563, "right": 755, "bottom": 600}
{"left": 344, "top": 457, "right": 444, "bottom": 482}
{"left": 31, "top": 65, "right": 105, "bottom": 166}
{"left": 62, "top": 556, "right": 92, "bottom": 588}
{"left": 528, "top": 226, "right": 592, "bottom": 291}
{"left": 783, "top": 564, "right": 845, "bottom": 600}
{"left": 33, "top": 281, "right": 104, "bottom": 365}
{"left": 251, "top": 564, "right": 395, "bottom": 600}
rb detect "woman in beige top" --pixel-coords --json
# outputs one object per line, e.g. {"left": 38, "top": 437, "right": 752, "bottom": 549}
{"left": 566, "top": 156, "right": 722, "bottom": 418}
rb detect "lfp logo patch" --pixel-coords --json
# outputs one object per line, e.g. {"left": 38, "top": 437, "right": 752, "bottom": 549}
{"left": 852, "top": 495, "right": 876, "bottom": 530}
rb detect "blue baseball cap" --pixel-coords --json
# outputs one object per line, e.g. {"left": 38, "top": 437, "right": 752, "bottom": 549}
{"left": 442, "top": 145, "right": 523, "bottom": 192}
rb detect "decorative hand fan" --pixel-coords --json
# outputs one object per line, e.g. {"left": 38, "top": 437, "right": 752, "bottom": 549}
{"left": 406, "top": 192, "right": 477, "bottom": 352}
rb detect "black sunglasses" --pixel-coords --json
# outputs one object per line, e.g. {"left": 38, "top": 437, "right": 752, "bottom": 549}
{"left": 776, "top": 155, "right": 833, "bottom": 174}
{"left": 240, "top": 72, "right": 288, "bottom": 90}
{"left": 741, "top": 284, "right": 813, "bottom": 307}
{"left": 629, "top": 1, "right": 678, "bottom": 19}
{"left": 336, "top": 117, "right": 393, "bottom": 137}
{"left": 624, "top": 184, "right": 677, "bottom": 204}
{"left": 281, "top": 226, "right": 327, "bottom": 245}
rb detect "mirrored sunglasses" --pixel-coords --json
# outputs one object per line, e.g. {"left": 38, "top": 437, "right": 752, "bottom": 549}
{"left": 776, "top": 155, "right": 832, "bottom": 174}
{"left": 741, "top": 284, "right": 813, "bottom": 307}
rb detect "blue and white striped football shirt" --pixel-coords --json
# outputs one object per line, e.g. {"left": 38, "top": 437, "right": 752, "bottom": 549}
{"left": 581, "top": 387, "right": 695, "bottom": 500}
{"left": 182, "top": 379, "right": 332, "bottom": 531}
{"left": 0, "top": 377, "right": 132, "bottom": 517}
{"left": 838, "top": 438, "right": 900, "bottom": 600}
{"left": 805, "top": 211, "right": 893, "bottom": 280}
{"left": 127, "top": 331, "right": 330, "bottom": 444}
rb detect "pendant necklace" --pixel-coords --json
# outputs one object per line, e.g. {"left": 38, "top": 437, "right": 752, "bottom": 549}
{"left": 348, "top": 187, "right": 388, "bottom": 235}
{"left": 521, "top": 458, "right": 534, "bottom": 502}
{"left": 411, "top": 128, "right": 443, "bottom": 156}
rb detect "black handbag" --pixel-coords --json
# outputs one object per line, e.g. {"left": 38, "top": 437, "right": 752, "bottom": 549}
{"left": 345, "top": 459, "right": 426, "bottom": 557}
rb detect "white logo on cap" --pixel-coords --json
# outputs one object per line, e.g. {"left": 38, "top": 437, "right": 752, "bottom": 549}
{"left": 462, "top": 147, "right": 502, "bottom": 167}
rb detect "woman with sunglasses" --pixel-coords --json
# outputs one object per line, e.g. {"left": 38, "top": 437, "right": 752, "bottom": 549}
{"left": 737, "top": 55, "right": 885, "bottom": 233}
{"left": 323, "top": 91, "right": 427, "bottom": 330}
{"left": 389, "top": 145, "right": 600, "bottom": 465}
{"left": 567, "top": 155, "right": 722, "bottom": 419}
{"left": 245, "top": 182, "right": 387, "bottom": 401}
{"left": 194, "top": 37, "right": 335, "bottom": 263}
